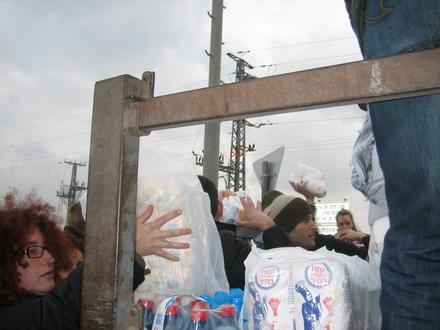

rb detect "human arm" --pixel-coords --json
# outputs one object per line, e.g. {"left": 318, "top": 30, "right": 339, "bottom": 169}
{"left": 334, "top": 229, "right": 369, "bottom": 247}
{"left": 316, "top": 234, "right": 368, "bottom": 260}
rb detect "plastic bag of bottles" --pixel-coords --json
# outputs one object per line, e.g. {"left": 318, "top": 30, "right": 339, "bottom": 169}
{"left": 152, "top": 294, "right": 241, "bottom": 330}
{"left": 241, "top": 244, "right": 380, "bottom": 330}
{"left": 134, "top": 144, "right": 229, "bottom": 306}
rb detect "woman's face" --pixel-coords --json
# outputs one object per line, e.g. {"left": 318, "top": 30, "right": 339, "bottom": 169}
{"left": 16, "top": 227, "right": 56, "bottom": 295}
{"left": 288, "top": 214, "right": 317, "bottom": 250}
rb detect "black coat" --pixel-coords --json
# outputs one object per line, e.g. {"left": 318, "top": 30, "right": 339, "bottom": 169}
{"left": 314, "top": 234, "right": 369, "bottom": 260}
{"left": 216, "top": 222, "right": 292, "bottom": 290}
{"left": 0, "top": 257, "right": 146, "bottom": 330}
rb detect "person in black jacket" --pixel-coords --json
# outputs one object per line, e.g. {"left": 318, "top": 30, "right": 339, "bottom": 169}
{"left": 0, "top": 192, "right": 191, "bottom": 330}
{"left": 261, "top": 190, "right": 368, "bottom": 260}
{"left": 197, "top": 176, "right": 292, "bottom": 290}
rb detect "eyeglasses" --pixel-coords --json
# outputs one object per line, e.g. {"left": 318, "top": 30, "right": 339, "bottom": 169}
{"left": 20, "top": 245, "right": 49, "bottom": 259}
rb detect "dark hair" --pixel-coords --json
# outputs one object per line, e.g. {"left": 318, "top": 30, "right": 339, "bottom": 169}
{"left": 335, "top": 208, "right": 358, "bottom": 231}
{"left": 0, "top": 192, "right": 74, "bottom": 303}
{"left": 197, "top": 175, "right": 218, "bottom": 217}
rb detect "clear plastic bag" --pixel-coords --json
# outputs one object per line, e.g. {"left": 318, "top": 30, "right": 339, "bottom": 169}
{"left": 134, "top": 144, "right": 229, "bottom": 306}
{"left": 152, "top": 294, "right": 240, "bottom": 329}
{"left": 288, "top": 163, "right": 327, "bottom": 198}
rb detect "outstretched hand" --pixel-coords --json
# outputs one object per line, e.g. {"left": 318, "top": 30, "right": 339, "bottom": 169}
{"left": 135, "top": 205, "right": 191, "bottom": 261}
{"left": 235, "top": 196, "right": 275, "bottom": 231}
{"left": 334, "top": 228, "right": 366, "bottom": 244}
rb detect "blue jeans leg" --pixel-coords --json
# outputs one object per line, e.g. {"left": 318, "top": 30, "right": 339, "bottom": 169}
{"left": 362, "top": 1, "right": 440, "bottom": 329}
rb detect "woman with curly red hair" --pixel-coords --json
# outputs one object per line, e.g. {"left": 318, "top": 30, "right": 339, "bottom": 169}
{"left": 0, "top": 192, "right": 191, "bottom": 330}
{"left": 0, "top": 192, "right": 77, "bottom": 304}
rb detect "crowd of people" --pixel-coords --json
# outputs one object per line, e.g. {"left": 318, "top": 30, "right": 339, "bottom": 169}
{"left": 1, "top": 2, "right": 438, "bottom": 329}
{"left": 0, "top": 173, "right": 376, "bottom": 329}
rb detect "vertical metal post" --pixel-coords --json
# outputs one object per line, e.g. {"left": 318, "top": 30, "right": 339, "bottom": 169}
{"left": 261, "top": 160, "right": 270, "bottom": 199}
{"left": 203, "top": 0, "right": 224, "bottom": 185}
{"left": 81, "top": 72, "right": 154, "bottom": 329}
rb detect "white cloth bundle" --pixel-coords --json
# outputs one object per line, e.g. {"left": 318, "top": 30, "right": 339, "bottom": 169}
{"left": 288, "top": 164, "right": 327, "bottom": 198}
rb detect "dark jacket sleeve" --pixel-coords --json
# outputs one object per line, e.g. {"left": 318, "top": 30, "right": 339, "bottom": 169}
{"left": 0, "top": 258, "right": 146, "bottom": 330}
{"left": 262, "top": 225, "right": 295, "bottom": 249}
{"left": 314, "top": 234, "right": 368, "bottom": 260}
{"left": 0, "top": 264, "right": 83, "bottom": 330}
{"left": 219, "top": 229, "right": 251, "bottom": 290}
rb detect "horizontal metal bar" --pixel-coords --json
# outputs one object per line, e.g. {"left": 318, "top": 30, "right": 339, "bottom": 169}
{"left": 137, "top": 48, "right": 440, "bottom": 131}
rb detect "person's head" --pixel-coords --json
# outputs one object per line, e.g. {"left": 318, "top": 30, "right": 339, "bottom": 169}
{"left": 197, "top": 175, "right": 219, "bottom": 219}
{"left": 336, "top": 209, "right": 357, "bottom": 231}
{"left": 0, "top": 192, "right": 74, "bottom": 302}
{"left": 262, "top": 191, "right": 316, "bottom": 250}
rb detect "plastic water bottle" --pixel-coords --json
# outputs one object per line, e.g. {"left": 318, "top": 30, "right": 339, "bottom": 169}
{"left": 216, "top": 305, "right": 239, "bottom": 330}
{"left": 163, "top": 303, "right": 180, "bottom": 330}
{"left": 189, "top": 310, "right": 209, "bottom": 330}
{"left": 190, "top": 299, "right": 208, "bottom": 311}
{"left": 215, "top": 291, "right": 233, "bottom": 305}
{"left": 229, "top": 288, "right": 244, "bottom": 317}
{"left": 138, "top": 299, "right": 154, "bottom": 330}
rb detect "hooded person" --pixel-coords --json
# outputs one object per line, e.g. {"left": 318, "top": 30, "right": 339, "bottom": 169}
{"left": 262, "top": 190, "right": 368, "bottom": 259}
{"left": 262, "top": 191, "right": 316, "bottom": 250}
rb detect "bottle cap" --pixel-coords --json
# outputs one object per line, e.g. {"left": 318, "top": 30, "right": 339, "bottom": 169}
{"left": 166, "top": 304, "right": 179, "bottom": 316}
{"left": 191, "top": 310, "right": 209, "bottom": 322}
{"left": 219, "top": 305, "right": 236, "bottom": 317}
{"left": 137, "top": 299, "right": 154, "bottom": 309}
{"left": 190, "top": 300, "right": 208, "bottom": 310}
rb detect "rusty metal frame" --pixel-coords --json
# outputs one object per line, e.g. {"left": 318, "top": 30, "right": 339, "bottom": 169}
{"left": 137, "top": 48, "right": 440, "bottom": 130}
{"left": 82, "top": 48, "right": 439, "bottom": 329}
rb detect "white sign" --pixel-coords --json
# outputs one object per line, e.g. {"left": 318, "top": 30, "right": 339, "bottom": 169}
{"left": 314, "top": 201, "right": 350, "bottom": 235}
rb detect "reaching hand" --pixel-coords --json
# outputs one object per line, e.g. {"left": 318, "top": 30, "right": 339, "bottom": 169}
{"left": 135, "top": 205, "right": 191, "bottom": 261}
{"left": 292, "top": 180, "right": 315, "bottom": 204}
{"left": 235, "top": 196, "right": 275, "bottom": 231}
{"left": 334, "top": 228, "right": 366, "bottom": 244}
{"left": 218, "top": 189, "right": 234, "bottom": 201}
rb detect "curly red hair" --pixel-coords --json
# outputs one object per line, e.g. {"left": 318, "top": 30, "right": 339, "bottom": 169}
{"left": 0, "top": 192, "right": 75, "bottom": 303}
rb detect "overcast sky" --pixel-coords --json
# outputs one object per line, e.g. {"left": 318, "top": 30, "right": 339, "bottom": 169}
{"left": 0, "top": 0, "right": 371, "bottom": 231}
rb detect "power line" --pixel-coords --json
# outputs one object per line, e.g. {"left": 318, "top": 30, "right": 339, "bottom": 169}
{"left": 0, "top": 131, "right": 90, "bottom": 151}
{"left": 0, "top": 116, "right": 363, "bottom": 156}
{"left": 0, "top": 149, "right": 89, "bottom": 164}
{"left": 0, "top": 112, "right": 90, "bottom": 137}
{"left": 264, "top": 52, "right": 361, "bottom": 68}
{"left": 269, "top": 116, "right": 364, "bottom": 125}
{"left": 235, "top": 36, "right": 356, "bottom": 54}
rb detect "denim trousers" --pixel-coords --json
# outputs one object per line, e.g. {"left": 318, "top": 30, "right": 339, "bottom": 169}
{"left": 361, "top": 1, "right": 440, "bottom": 329}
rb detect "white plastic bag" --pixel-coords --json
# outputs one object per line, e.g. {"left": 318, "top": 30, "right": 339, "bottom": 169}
{"left": 134, "top": 144, "right": 229, "bottom": 305}
{"left": 241, "top": 244, "right": 380, "bottom": 330}
{"left": 288, "top": 163, "right": 327, "bottom": 198}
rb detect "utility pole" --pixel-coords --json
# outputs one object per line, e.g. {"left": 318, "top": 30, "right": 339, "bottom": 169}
{"left": 57, "top": 160, "right": 87, "bottom": 209}
{"left": 202, "top": 0, "right": 224, "bottom": 186}
{"left": 226, "top": 53, "right": 256, "bottom": 191}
